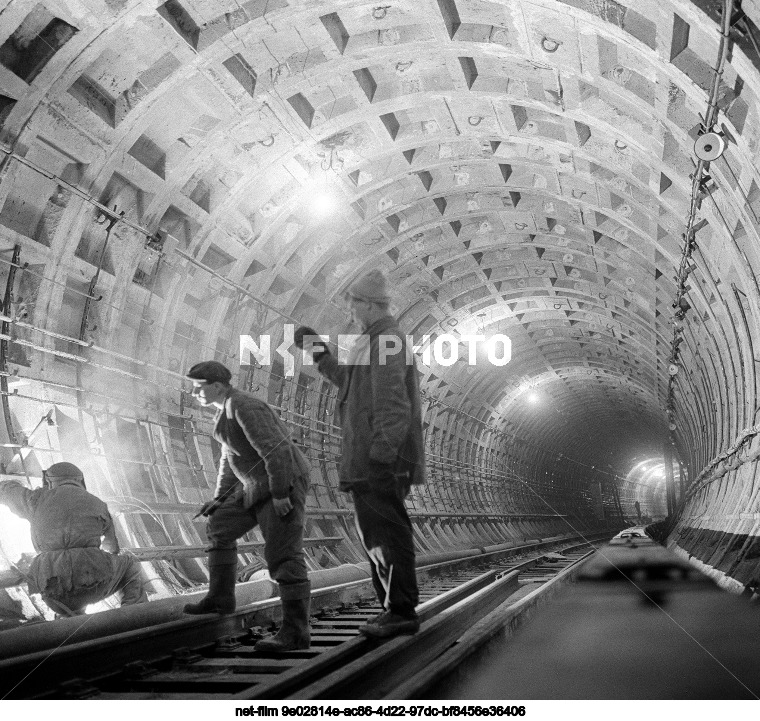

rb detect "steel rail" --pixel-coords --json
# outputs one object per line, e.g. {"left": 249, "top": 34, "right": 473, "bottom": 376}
{"left": 0, "top": 534, "right": 611, "bottom": 699}
{"left": 272, "top": 548, "right": 596, "bottom": 700}
{"left": 224, "top": 542, "right": 601, "bottom": 701}
{"left": 392, "top": 548, "right": 595, "bottom": 699}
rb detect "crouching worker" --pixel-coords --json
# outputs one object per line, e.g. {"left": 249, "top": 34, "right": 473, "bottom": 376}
{"left": 184, "top": 361, "right": 312, "bottom": 653}
{"left": 0, "top": 462, "right": 147, "bottom": 616}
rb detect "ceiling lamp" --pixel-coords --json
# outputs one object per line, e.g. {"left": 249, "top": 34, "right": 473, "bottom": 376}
{"left": 310, "top": 190, "right": 338, "bottom": 218}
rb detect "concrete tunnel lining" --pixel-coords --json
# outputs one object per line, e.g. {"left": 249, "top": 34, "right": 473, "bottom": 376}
{"left": 0, "top": 0, "right": 759, "bottom": 618}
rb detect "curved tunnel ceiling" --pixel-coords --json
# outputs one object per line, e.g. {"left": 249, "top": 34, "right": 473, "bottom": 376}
{"left": 0, "top": 0, "right": 759, "bottom": 489}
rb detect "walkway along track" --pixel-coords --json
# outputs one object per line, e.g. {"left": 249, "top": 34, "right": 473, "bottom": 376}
{"left": 0, "top": 535, "right": 607, "bottom": 700}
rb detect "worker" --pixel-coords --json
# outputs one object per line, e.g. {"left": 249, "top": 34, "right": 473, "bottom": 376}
{"left": 184, "top": 360, "right": 312, "bottom": 653}
{"left": 0, "top": 462, "right": 147, "bottom": 616}
{"left": 296, "top": 269, "right": 426, "bottom": 638}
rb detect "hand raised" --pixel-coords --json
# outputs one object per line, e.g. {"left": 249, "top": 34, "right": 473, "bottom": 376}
{"left": 294, "top": 326, "right": 330, "bottom": 361}
{"left": 293, "top": 326, "right": 318, "bottom": 349}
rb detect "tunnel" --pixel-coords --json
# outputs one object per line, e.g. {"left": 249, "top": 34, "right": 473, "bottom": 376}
{"left": 0, "top": 0, "right": 759, "bottom": 635}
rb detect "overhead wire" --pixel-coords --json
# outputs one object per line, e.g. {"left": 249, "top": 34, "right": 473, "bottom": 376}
{"left": 666, "top": 0, "right": 735, "bottom": 468}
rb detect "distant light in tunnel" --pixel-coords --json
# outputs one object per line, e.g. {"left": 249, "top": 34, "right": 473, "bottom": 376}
{"left": 626, "top": 457, "right": 662, "bottom": 479}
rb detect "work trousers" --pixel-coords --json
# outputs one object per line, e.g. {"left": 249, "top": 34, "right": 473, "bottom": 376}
{"left": 352, "top": 482, "right": 419, "bottom": 617}
{"left": 206, "top": 479, "right": 310, "bottom": 600}
{"left": 45, "top": 552, "right": 147, "bottom": 616}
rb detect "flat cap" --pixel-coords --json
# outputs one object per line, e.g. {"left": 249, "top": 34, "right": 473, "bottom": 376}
{"left": 186, "top": 360, "right": 232, "bottom": 384}
{"left": 46, "top": 462, "right": 84, "bottom": 478}
{"left": 346, "top": 269, "right": 391, "bottom": 303}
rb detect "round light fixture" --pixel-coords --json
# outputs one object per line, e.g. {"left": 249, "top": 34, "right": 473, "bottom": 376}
{"left": 694, "top": 132, "right": 726, "bottom": 162}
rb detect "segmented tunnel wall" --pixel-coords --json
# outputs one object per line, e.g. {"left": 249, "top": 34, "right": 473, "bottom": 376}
{"left": 3, "top": 0, "right": 760, "bottom": 613}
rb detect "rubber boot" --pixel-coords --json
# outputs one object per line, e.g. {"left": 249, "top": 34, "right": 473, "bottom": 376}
{"left": 184, "top": 549, "right": 237, "bottom": 615}
{"left": 254, "top": 597, "right": 311, "bottom": 652}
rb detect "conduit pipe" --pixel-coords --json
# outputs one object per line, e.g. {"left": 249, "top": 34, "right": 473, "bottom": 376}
{"left": 0, "top": 532, "right": 598, "bottom": 656}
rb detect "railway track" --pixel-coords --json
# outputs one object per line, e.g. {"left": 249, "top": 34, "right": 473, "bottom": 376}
{"left": 1, "top": 535, "right": 607, "bottom": 700}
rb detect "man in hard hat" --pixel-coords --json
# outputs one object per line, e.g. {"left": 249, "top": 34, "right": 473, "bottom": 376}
{"left": 295, "top": 269, "right": 426, "bottom": 638}
{"left": 184, "top": 360, "right": 312, "bottom": 653}
{"left": 0, "top": 462, "right": 147, "bottom": 616}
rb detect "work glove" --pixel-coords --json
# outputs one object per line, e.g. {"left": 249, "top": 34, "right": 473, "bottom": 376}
{"left": 272, "top": 496, "right": 294, "bottom": 517}
{"left": 294, "top": 326, "right": 330, "bottom": 362}
{"left": 194, "top": 499, "right": 221, "bottom": 519}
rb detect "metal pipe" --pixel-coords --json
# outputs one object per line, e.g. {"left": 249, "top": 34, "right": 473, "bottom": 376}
{"left": 0, "top": 245, "right": 20, "bottom": 447}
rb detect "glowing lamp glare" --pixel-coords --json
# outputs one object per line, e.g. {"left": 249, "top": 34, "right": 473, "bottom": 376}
{"left": 311, "top": 192, "right": 337, "bottom": 216}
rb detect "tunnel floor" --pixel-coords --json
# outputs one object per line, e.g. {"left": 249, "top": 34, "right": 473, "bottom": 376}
{"left": 427, "top": 545, "right": 760, "bottom": 700}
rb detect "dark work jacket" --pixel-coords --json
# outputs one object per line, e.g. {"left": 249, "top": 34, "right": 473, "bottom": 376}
{"left": 317, "top": 315, "right": 426, "bottom": 491}
{"left": 213, "top": 388, "right": 310, "bottom": 508}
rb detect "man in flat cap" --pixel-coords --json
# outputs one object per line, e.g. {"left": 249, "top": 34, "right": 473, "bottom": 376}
{"left": 0, "top": 462, "right": 147, "bottom": 616}
{"left": 296, "top": 269, "right": 426, "bottom": 638}
{"left": 184, "top": 360, "right": 312, "bottom": 652}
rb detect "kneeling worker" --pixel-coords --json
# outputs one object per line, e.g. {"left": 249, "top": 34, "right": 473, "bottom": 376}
{"left": 0, "top": 462, "right": 147, "bottom": 616}
{"left": 185, "top": 360, "right": 312, "bottom": 653}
